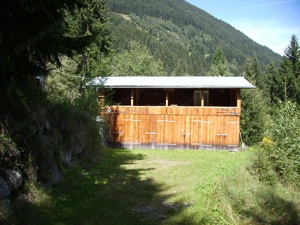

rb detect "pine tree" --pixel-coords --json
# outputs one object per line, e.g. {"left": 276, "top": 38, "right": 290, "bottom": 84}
{"left": 243, "top": 57, "right": 261, "bottom": 82}
{"left": 283, "top": 35, "right": 300, "bottom": 104}
{"left": 1, "top": 1, "right": 93, "bottom": 85}
{"left": 284, "top": 35, "right": 300, "bottom": 79}
{"left": 45, "top": 0, "right": 111, "bottom": 112}
{"left": 63, "top": 0, "right": 110, "bottom": 81}
{"left": 241, "top": 87, "right": 269, "bottom": 145}
{"left": 269, "top": 35, "right": 300, "bottom": 104}
{"left": 209, "top": 48, "right": 232, "bottom": 76}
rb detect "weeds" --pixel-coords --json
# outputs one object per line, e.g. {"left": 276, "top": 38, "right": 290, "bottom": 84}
{"left": 217, "top": 165, "right": 300, "bottom": 225}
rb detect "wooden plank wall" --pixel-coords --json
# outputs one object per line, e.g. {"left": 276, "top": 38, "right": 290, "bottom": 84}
{"left": 106, "top": 106, "right": 241, "bottom": 150}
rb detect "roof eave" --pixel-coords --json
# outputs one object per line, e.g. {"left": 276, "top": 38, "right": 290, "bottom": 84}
{"left": 104, "top": 85, "right": 255, "bottom": 89}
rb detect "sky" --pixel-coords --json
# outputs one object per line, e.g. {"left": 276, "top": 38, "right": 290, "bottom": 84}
{"left": 185, "top": 0, "right": 300, "bottom": 55}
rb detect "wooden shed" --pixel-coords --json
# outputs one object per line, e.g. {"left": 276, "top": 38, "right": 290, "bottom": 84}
{"left": 90, "top": 76, "right": 255, "bottom": 150}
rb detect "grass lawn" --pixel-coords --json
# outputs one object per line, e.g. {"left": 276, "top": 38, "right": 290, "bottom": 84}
{"left": 8, "top": 148, "right": 299, "bottom": 225}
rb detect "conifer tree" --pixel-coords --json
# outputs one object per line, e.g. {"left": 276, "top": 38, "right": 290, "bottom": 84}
{"left": 0, "top": 0, "right": 101, "bottom": 87}
{"left": 241, "top": 58, "right": 269, "bottom": 145}
{"left": 243, "top": 57, "right": 261, "bottom": 82}
{"left": 284, "top": 35, "right": 300, "bottom": 79}
{"left": 64, "top": 0, "right": 110, "bottom": 82}
{"left": 269, "top": 35, "right": 300, "bottom": 104}
{"left": 283, "top": 35, "right": 300, "bottom": 104}
{"left": 209, "top": 48, "right": 232, "bottom": 76}
{"left": 241, "top": 87, "right": 269, "bottom": 145}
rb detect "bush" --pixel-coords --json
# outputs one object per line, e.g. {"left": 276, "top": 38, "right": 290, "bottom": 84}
{"left": 0, "top": 81, "right": 102, "bottom": 185}
{"left": 263, "top": 101, "right": 300, "bottom": 185}
{"left": 250, "top": 147, "right": 277, "bottom": 185}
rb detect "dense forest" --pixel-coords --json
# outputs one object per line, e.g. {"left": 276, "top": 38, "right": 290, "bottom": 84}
{"left": 105, "top": 0, "right": 282, "bottom": 76}
{"left": 0, "top": 0, "right": 300, "bottom": 223}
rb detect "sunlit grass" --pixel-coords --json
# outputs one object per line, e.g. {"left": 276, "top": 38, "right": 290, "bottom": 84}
{"left": 123, "top": 149, "right": 252, "bottom": 224}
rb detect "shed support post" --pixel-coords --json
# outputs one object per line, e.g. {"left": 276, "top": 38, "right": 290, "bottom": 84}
{"left": 131, "top": 89, "right": 134, "bottom": 106}
{"left": 166, "top": 90, "right": 169, "bottom": 107}
{"left": 98, "top": 92, "right": 105, "bottom": 107}
{"left": 98, "top": 91, "right": 106, "bottom": 117}
{"left": 236, "top": 89, "right": 241, "bottom": 108}
{"left": 201, "top": 90, "right": 204, "bottom": 107}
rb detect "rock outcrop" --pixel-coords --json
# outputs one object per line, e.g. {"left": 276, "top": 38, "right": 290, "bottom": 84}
{"left": 0, "top": 170, "right": 22, "bottom": 199}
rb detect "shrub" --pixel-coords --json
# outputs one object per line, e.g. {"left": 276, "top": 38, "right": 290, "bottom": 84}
{"left": 263, "top": 101, "right": 300, "bottom": 185}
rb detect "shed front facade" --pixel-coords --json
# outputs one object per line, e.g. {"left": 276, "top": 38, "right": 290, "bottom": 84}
{"left": 90, "top": 76, "right": 255, "bottom": 150}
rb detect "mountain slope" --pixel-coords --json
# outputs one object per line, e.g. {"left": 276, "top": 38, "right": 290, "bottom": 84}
{"left": 105, "top": 0, "right": 282, "bottom": 75}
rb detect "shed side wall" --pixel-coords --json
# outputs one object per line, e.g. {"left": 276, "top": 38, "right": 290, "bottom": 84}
{"left": 106, "top": 106, "right": 241, "bottom": 150}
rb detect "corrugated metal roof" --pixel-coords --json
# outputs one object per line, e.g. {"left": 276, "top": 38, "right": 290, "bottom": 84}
{"left": 87, "top": 76, "right": 255, "bottom": 89}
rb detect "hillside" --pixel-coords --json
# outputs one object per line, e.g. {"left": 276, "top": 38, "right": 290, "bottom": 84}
{"left": 105, "top": 0, "right": 282, "bottom": 75}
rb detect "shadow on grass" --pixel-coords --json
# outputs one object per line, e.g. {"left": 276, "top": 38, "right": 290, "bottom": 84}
{"left": 220, "top": 171, "right": 300, "bottom": 225}
{"left": 9, "top": 149, "right": 192, "bottom": 225}
{"left": 241, "top": 188, "right": 299, "bottom": 225}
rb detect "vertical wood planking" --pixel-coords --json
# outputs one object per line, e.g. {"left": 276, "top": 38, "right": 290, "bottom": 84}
{"left": 108, "top": 106, "right": 241, "bottom": 149}
{"left": 131, "top": 115, "right": 141, "bottom": 145}
{"left": 201, "top": 116, "right": 213, "bottom": 146}
{"left": 123, "top": 114, "right": 132, "bottom": 144}
{"left": 180, "top": 115, "right": 191, "bottom": 147}
{"left": 191, "top": 116, "right": 202, "bottom": 146}
{"left": 156, "top": 114, "right": 166, "bottom": 145}
{"left": 227, "top": 116, "right": 239, "bottom": 146}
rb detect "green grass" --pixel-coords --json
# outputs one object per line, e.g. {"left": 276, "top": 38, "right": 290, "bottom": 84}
{"left": 120, "top": 149, "right": 252, "bottom": 224}
{"left": 8, "top": 148, "right": 300, "bottom": 225}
